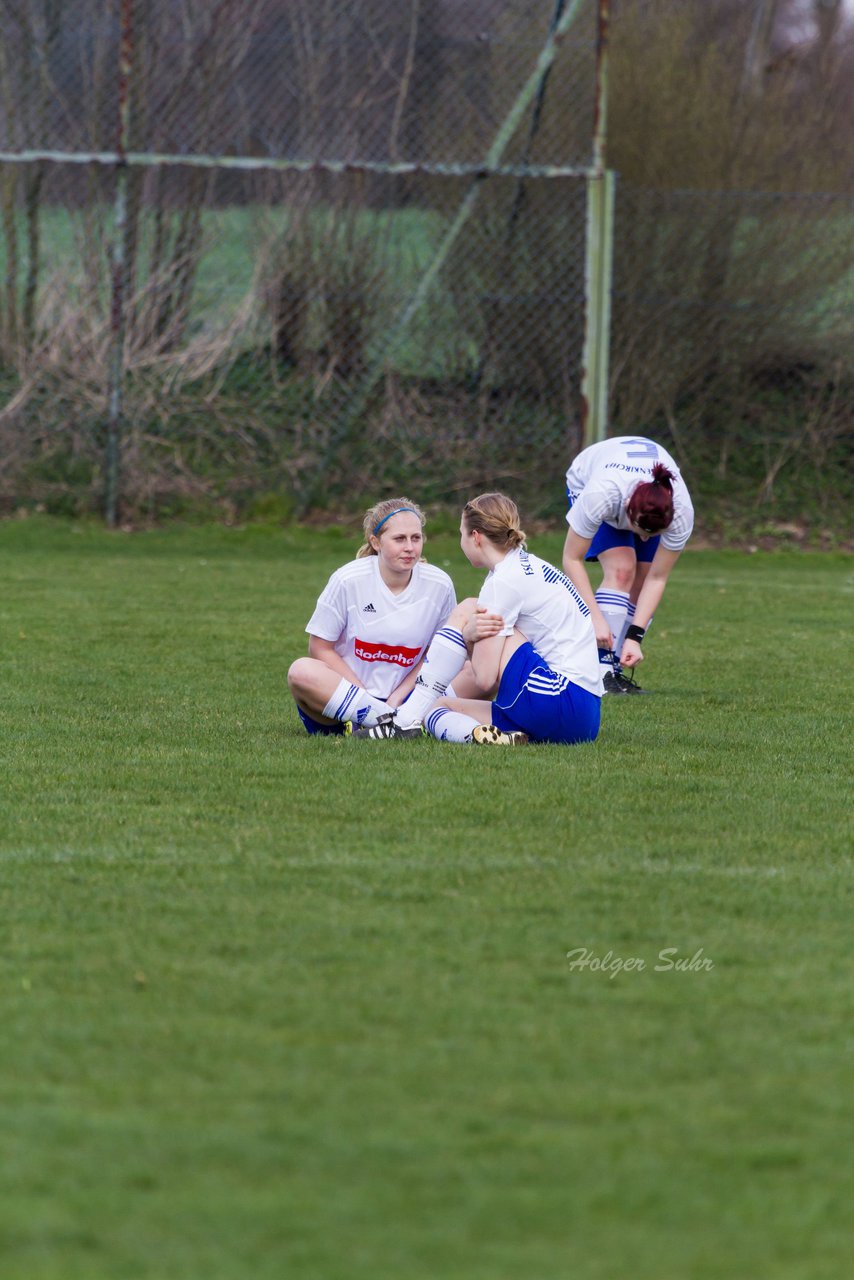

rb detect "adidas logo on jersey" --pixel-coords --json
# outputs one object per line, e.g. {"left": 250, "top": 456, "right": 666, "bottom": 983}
{"left": 362, "top": 602, "right": 377, "bottom": 613}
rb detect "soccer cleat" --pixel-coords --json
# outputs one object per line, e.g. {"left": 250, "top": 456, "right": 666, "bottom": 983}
{"left": 347, "top": 713, "right": 426, "bottom": 740}
{"left": 471, "top": 724, "right": 529, "bottom": 746}
{"left": 603, "top": 670, "right": 651, "bottom": 695}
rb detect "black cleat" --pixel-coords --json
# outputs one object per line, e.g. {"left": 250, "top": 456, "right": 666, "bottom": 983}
{"left": 603, "top": 670, "right": 651, "bottom": 695}
{"left": 347, "top": 714, "right": 426, "bottom": 740}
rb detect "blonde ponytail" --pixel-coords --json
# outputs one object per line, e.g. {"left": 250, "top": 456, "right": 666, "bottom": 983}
{"left": 462, "top": 492, "right": 526, "bottom": 551}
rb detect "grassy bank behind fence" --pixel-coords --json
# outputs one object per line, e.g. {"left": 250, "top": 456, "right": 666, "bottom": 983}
{"left": 4, "top": 202, "right": 853, "bottom": 366}
{"left": 1, "top": 197, "right": 852, "bottom": 527}
{"left": 0, "top": 520, "right": 851, "bottom": 1280}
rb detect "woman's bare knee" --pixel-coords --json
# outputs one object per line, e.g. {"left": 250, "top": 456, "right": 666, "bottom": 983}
{"left": 445, "top": 597, "right": 480, "bottom": 627}
{"left": 287, "top": 656, "right": 315, "bottom": 698}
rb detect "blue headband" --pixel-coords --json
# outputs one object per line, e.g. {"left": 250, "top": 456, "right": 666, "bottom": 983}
{"left": 373, "top": 507, "right": 418, "bottom": 535}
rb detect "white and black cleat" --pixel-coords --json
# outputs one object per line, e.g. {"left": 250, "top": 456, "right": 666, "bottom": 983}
{"left": 346, "top": 714, "right": 426, "bottom": 740}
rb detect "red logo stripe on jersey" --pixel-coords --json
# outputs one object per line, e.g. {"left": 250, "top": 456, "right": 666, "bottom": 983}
{"left": 354, "top": 638, "right": 422, "bottom": 667}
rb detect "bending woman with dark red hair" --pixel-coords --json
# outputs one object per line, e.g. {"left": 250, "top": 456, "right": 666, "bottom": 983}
{"left": 562, "top": 437, "right": 694, "bottom": 693}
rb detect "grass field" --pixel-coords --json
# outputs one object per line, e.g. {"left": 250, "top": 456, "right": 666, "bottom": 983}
{"left": 1, "top": 518, "right": 851, "bottom": 1280}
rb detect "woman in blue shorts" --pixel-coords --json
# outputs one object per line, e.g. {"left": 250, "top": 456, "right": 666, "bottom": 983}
{"left": 562, "top": 436, "right": 695, "bottom": 693}
{"left": 288, "top": 496, "right": 504, "bottom": 736}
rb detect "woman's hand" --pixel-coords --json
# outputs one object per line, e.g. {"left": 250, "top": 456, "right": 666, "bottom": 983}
{"left": 620, "top": 638, "right": 644, "bottom": 668}
{"left": 462, "top": 606, "right": 505, "bottom": 648}
{"left": 592, "top": 607, "right": 615, "bottom": 652}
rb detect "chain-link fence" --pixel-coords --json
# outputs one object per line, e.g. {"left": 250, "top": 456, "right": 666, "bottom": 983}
{"left": 0, "top": 0, "right": 605, "bottom": 522}
{"left": 1, "top": 1, "right": 851, "bottom": 528}
{"left": 610, "top": 185, "right": 854, "bottom": 524}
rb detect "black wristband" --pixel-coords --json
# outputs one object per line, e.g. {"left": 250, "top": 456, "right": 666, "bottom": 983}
{"left": 625, "top": 624, "right": 646, "bottom": 644}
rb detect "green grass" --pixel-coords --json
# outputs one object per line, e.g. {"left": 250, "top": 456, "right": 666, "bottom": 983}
{"left": 1, "top": 519, "right": 852, "bottom": 1280}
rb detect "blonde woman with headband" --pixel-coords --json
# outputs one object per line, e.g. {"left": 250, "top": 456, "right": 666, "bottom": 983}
{"left": 288, "top": 498, "right": 502, "bottom": 736}
{"left": 351, "top": 493, "right": 602, "bottom": 746}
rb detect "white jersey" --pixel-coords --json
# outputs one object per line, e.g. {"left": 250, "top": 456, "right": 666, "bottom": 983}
{"left": 305, "top": 557, "right": 456, "bottom": 700}
{"left": 477, "top": 548, "right": 602, "bottom": 696}
{"left": 565, "top": 436, "right": 694, "bottom": 552}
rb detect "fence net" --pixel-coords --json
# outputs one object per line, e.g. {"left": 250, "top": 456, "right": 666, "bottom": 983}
{"left": 610, "top": 185, "right": 854, "bottom": 521}
{"left": 1, "top": 0, "right": 851, "bottom": 528}
{"left": 0, "top": 0, "right": 597, "bottom": 164}
{"left": 0, "top": 0, "right": 602, "bottom": 521}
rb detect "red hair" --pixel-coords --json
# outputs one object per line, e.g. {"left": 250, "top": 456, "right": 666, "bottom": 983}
{"left": 625, "top": 463, "right": 676, "bottom": 534}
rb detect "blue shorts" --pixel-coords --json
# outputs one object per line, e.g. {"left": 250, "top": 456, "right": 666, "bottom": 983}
{"left": 491, "top": 642, "right": 601, "bottom": 745}
{"left": 297, "top": 705, "right": 346, "bottom": 736}
{"left": 567, "top": 497, "right": 659, "bottom": 563}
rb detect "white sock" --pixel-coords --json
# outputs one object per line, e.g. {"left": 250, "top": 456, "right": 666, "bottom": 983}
{"left": 425, "top": 706, "right": 480, "bottom": 743}
{"left": 398, "top": 627, "right": 469, "bottom": 725}
{"left": 322, "top": 678, "right": 393, "bottom": 728}
{"left": 595, "top": 589, "right": 630, "bottom": 670}
{"left": 616, "top": 599, "right": 636, "bottom": 654}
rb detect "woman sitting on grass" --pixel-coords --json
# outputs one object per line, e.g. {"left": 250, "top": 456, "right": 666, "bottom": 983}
{"left": 287, "top": 497, "right": 502, "bottom": 736}
{"left": 350, "top": 493, "right": 602, "bottom": 746}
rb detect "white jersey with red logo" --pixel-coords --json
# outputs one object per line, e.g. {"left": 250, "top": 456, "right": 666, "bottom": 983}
{"left": 305, "top": 556, "right": 457, "bottom": 700}
{"left": 565, "top": 436, "right": 694, "bottom": 552}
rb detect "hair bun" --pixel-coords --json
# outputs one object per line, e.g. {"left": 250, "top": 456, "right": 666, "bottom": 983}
{"left": 463, "top": 492, "right": 526, "bottom": 552}
{"left": 651, "top": 462, "right": 675, "bottom": 490}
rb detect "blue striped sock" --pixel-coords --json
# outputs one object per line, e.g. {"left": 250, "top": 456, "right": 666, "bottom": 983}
{"left": 595, "top": 589, "right": 630, "bottom": 667}
{"left": 399, "top": 627, "right": 469, "bottom": 725}
{"left": 425, "top": 707, "right": 479, "bottom": 743}
{"left": 322, "top": 678, "right": 393, "bottom": 728}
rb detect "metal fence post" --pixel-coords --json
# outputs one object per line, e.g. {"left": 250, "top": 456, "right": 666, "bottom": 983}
{"left": 106, "top": 0, "right": 133, "bottom": 528}
{"left": 581, "top": 0, "right": 612, "bottom": 448}
{"left": 581, "top": 167, "right": 615, "bottom": 448}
